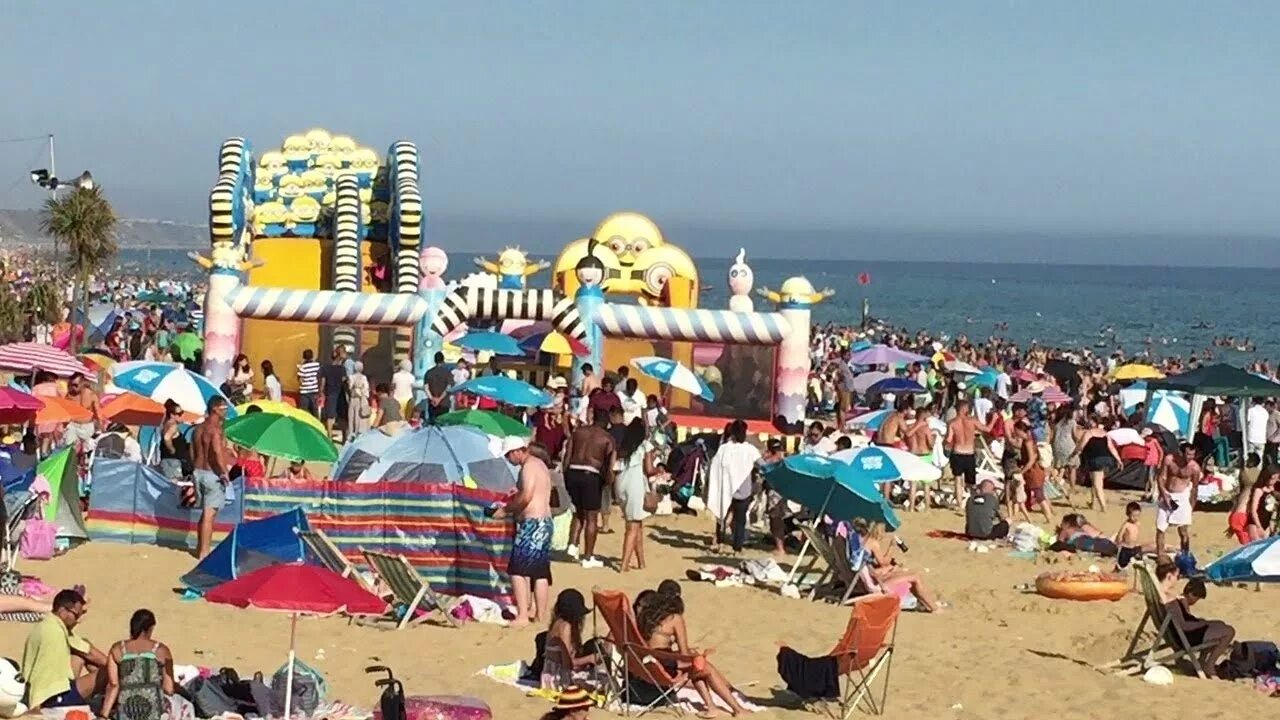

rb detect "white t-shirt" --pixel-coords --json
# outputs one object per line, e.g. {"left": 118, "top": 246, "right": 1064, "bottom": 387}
{"left": 712, "top": 440, "right": 764, "bottom": 501}
{"left": 1247, "top": 404, "right": 1269, "bottom": 445}
{"left": 391, "top": 370, "right": 415, "bottom": 404}
{"left": 264, "top": 374, "right": 283, "bottom": 402}
{"left": 995, "top": 373, "right": 1011, "bottom": 400}
{"left": 973, "top": 396, "right": 993, "bottom": 425}
{"left": 618, "top": 389, "right": 645, "bottom": 424}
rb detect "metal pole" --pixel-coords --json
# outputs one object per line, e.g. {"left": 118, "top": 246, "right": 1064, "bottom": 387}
{"left": 47, "top": 134, "right": 56, "bottom": 198}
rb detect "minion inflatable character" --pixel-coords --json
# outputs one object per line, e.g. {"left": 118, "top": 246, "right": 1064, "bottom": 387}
{"left": 252, "top": 201, "right": 289, "bottom": 237}
{"left": 474, "top": 246, "right": 550, "bottom": 290}
{"left": 304, "top": 128, "right": 332, "bottom": 154}
{"left": 350, "top": 148, "right": 378, "bottom": 187}
{"left": 252, "top": 171, "right": 277, "bottom": 204}
{"left": 276, "top": 174, "right": 305, "bottom": 203}
{"left": 287, "top": 196, "right": 322, "bottom": 236}
{"left": 281, "top": 134, "right": 311, "bottom": 171}
{"left": 258, "top": 151, "right": 288, "bottom": 178}
{"left": 299, "top": 170, "right": 328, "bottom": 201}
{"left": 756, "top": 277, "right": 834, "bottom": 309}
{"left": 554, "top": 212, "right": 697, "bottom": 305}
{"left": 330, "top": 135, "right": 357, "bottom": 166}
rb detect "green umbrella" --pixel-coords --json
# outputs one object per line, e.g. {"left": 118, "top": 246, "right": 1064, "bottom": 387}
{"left": 224, "top": 412, "right": 337, "bottom": 463}
{"left": 171, "top": 331, "right": 204, "bottom": 361}
{"left": 435, "top": 409, "right": 532, "bottom": 438}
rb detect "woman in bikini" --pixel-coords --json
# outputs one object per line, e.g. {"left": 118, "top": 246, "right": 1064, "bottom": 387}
{"left": 636, "top": 590, "right": 747, "bottom": 718}
{"left": 855, "top": 519, "right": 942, "bottom": 612}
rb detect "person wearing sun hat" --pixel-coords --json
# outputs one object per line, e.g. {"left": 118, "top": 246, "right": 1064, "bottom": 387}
{"left": 492, "top": 435, "right": 554, "bottom": 628}
{"left": 538, "top": 685, "right": 593, "bottom": 720}
{"left": 1025, "top": 381, "right": 1051, "bottom": 469}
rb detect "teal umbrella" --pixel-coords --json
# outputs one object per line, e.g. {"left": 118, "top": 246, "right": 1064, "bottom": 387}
{"left": 764, "top": 454, "right": 899, "bottom": 528}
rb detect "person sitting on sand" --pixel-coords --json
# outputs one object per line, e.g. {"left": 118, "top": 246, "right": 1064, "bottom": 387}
{"left": 22, "top": 589, "right": 107, "bottom": 711}
{"left": 1050, "top": 513, "right": 1118, "bottom": 556}
{"left": 636, "top": 589, "right": 748, "bottom": 717}
{"left": 538, "top": 685, "right": 593, "bottom": 720}
{"left": 1113, "top": 501, "right": 1154, "bottom": 570}
{"left": 1166, "top": 578, "right": 1236, "bottom": 677}
{"left": 100, "top": 609, "right": 175, "bottom": 720}
{"left": 536, "top": 590, "right": 602, "bottom": 691}
{"left": 853, "top": 519, "right": 942, "bottom": 612}
{"left": 965, "top": 478, "right": 1009, "bottom": 540}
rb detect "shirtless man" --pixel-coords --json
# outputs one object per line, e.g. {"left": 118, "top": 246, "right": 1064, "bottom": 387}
{"left": 577, "top": 363, "right": 601, "bottom": 422}
{"left": 1156, "top": 443, "right": 1201, "bottom": 558}
{"left": 945, "top": 400, "right": 982, "bottom": 504}
{"left": 876, "top": 396, "right": 909, "bottom": 448}
{"left": 561, "top": 409, "right": 615, "bottom": 568}
{"left": 492, "top": 438, "right": 553, "bottom": 627}
{"left": 191, "top": 397, "right": 232, "bottom": 558}
{"left": 903, "top": 404, "right": 936, "bottom": 511}
{"left": 63, "top": 373, "right": 100, "bottom": 446}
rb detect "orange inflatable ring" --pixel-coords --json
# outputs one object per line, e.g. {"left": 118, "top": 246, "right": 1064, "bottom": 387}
{"left": 1034, "top": 571, "right": 1128, "bottom": 601}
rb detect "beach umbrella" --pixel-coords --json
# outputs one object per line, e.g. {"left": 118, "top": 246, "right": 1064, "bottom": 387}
{"left": 630, "top": 356, "right": 716, "bottom": 402}
{"left": 1145, "top": 394, "right": 1191, "bottom": 436}
{"left": 848, "top": 409, "right": 891, "bottom": 431}
{"left": 452, "top": 330, "right": 524, "bottom": 356}
{"left": 35, "top": 396, "right": 93, "bottom": 425}
{"left": 850, "top": 345, "right": 930, "bottom": 367}
{"left": 1009, "top": 386, "right": 1071, "bottom": 404}
{"left": 763, "top": 455, "right": 900, "bottom": 528}
{"left": 236, "top": 400, "right": 325, "bottom": 433}
{"left": 1011, "top": 368, "right": 1038, "bottom": 382}
{"left": 851, "top": 340, "right": 873, "bottom": 352}
{"left": 850, "top": 371, "right": 894, "bottom": 394}
{"left": 944, "top": 360, "right": 982, "bottom": 375}
{"left": 867, "top": 378, "right": 925, "bottom": 395}
{"left": 0, "top": 387, "right": 44, "bottom": 424}
{"left": 451, "top": 375, "right": 552, "bottom": 408}
{"left": 966, "top": 368, "right": 1000, "bottom": 389}
{"left": 101, "top": 392, "right": 198, "bottom": 426}
{"left": 830, "top": 446, "right": 942, "bottom": 484}
{"left": 354, "top": 425, "right": 516, "bottom": 491}
{"left": 78, "top": 352, "right": 116, "bottom": 373}
{"left": 518, "top": 330, "right": 578, "bottom": 356}
{"left": 224, "top": 413, "right": 337, "bottom": 463}
{"left": 1205, "top": 536, "right": 1280, "bottom": 584}
{"left": 110, "top": 361, "right": 233, "bottom": 416}
{"left": 1111, "top": 364, "right": 1165, "bottom": 381}
{"left": 436, "top": 409, "right": 532, "bottom": 438}
{"left": 205, "top": 564, "right": 388, "bottom": 720}
{"left": 169, "top": 331, "right": 204, "bottom": 362}
{"left": 0, "top": 342, "right": 94, "bottom": 378}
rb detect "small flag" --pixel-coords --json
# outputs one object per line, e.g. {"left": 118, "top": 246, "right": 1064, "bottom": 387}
{"left": 857, "top": 272, "right": 871, "bottom": 286}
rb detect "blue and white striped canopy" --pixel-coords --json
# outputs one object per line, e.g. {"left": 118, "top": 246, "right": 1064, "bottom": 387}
{"left": 110, "top": 361, "right": 233, "bottom": 416}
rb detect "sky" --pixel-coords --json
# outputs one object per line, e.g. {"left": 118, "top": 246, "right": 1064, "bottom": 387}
{"left": 2, "top": 1, "right": 1279, "bottom": 262}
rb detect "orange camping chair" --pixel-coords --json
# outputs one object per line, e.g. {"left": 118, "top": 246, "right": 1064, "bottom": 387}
{"left": 784, "top": 594, "right": 900, "bottom": 717}
{"left": 592, "top": 588, "right": 698, "bottom": 716}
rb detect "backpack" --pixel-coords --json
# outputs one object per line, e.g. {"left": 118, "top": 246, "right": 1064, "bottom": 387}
{"left": 272, "top": 659, "right": 326, "bottom": 717}
{"left": 1218, "top": 641, "right": 1280, "bottom": 680}
{"left": 185, "top": 676, "right": 238, "bottom": 718}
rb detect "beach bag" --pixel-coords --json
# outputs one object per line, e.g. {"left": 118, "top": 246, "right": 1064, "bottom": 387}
{"left": 643, "top": 490, "right": 661, "bottom": 513}
{"left": 271, "top": 659, "right": 327, "bottom": 717}
{"left": 185, "top": 676, "right": 238, "bottom": 718}
{"left": 19, "top": 519, "right": 55, "bottom": 560}
{"left": 1219, "top": 641, "right": 1280, "bottom": 680}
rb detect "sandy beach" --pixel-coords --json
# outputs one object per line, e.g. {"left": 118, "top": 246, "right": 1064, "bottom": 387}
{"left": 3, "top": 489, "right": 1276, "bottom": 720}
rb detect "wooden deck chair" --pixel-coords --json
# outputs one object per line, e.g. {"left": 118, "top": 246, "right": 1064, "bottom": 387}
{"left": 361, "top": 550, "right": 461, "bottom": 629}
{"left": 592, "top": 588, "right": 699, "bottom": 716}
{"left": 298, "top": 530, "right": 383, "bottom": 596}
{"left": 780, "top": 595, "right": 900, "bottom": 717}
{"left": 1101, "top": 562, "right": 1214, "bottom": 678}
{"left": 794, "top": 525, "right": 839, "bottom": 601}
{"left": 975, "top": 434, "right": 1003, "bottom": 476}
{"left": 827, "top": 534, "right": 876, "bottom": 605}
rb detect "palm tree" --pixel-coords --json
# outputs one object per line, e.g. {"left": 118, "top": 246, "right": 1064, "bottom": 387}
{"left": 40, "top": 186, "right": 118, "bottom": 345}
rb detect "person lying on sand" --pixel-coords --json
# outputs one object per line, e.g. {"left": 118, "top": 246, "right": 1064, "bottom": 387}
{"left": 637, "top": 583, "right": 747, "bottom": 718}
{"left": 1050, "top": 513, "right": 1117, "bottom": 556}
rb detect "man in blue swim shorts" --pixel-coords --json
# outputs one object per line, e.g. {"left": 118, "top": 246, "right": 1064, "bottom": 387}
{"left": 492, "top": 436, "right": 553, "bottom": 628}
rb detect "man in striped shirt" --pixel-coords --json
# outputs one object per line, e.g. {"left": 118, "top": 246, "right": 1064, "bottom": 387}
{"left": 297, "top": 349, "right": 320, "bottom": 417}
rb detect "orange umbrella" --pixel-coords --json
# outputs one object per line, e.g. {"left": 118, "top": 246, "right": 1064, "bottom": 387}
{"left": 36, "top": 396, "right": 93, "bottom": 425}
{"left": 101, "top": 392, "right": 198, "bottom": 426}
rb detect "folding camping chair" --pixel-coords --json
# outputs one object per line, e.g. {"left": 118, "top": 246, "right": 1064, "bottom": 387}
{"left": 1, "top": 492, "right": 40, "bottom": 573}
{"left": 592, "top": 588, "right": 700, "bottom": 717}
{"left": 298, "top": 530, "right": 384, "bottom": 597}
{"left": 361, "top": 550, "right": 461, "bottom": 629}
{"left": 778, "top": 595, "right": 900, "bottom": 718}
{"left": 1101, "top": 562, "right": 1214, "bottom": 678}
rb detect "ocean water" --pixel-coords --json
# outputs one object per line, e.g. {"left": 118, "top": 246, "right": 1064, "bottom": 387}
{"left": 120, "top": 248, "right": 1280, "bottom": 363}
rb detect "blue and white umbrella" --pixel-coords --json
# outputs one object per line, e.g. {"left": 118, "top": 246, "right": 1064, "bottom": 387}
{"left": 830, "top": 445, "right": 942, "bottom": 484}
{"left": 848, "top": 409, "right": 891, "bottom": 430}
{"left": 1145, "top": 394, "right": 1191, "bottom": 435}
{"left": 867, "top": 377, "right": 926, "bottom": 395}
{"left": 1206, "top": 535, "right": 1280, "bottom": 583}
{"left": 452, "top": 330, "right": 525, "bottom": 356}
{"left": 451, "top": 375, "right": 552, "bottom": 408}
{"left": 630, "top": 356, "right": 715, "bottom": 401}
{"left": 109, "top": 361, "right": 234, "bottom": 416}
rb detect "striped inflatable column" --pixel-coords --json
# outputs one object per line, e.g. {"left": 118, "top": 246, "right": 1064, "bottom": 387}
{"left": 592, "top": 306, "right": 791, "bottom": 344}
{"left": 331, "top": 175, "right": 363, "bottom": 353}
{"left": 775, "top": 288, "right": 813, "bottom": 426}
{"left": 389, "top": 141, "right": 423, "bottom": 367}
{"left": 203, "top": 137, "right": 251, "bottom": 385}
{"left": 570, "top": 285, "right": 605, "bottom": 387}
{"left": 411, "top": 288, "right": 447, "bottom": 404}
{"left": 227, "top": 287, "right": 429, "bottom": 326}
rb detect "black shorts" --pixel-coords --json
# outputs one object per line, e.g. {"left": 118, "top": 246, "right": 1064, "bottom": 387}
{"left": 1117, "top": 546, "right": 1141, "bottom": 569}
{"left": 565, "top": 468, "right": 604, "bottom": 513}
{"left": 1087, "top": 456, "right": 1116, "bottom": 473}
{"left": 322, "top": 394, "right": 342, "bottom": 420}
{"left": 950, "top": 453, "right": 977, "bottom": 484}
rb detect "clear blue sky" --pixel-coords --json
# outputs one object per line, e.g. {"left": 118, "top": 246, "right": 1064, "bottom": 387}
{"left": 2, "top": 1, "right": 1279, "bottom": 256}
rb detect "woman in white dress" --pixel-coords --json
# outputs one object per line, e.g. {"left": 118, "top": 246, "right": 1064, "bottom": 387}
{"left": 614, "top": 418, "right": 656, "bottom": 572}
{"left": 346, "top": 361, "right": 372, "bottom": 439}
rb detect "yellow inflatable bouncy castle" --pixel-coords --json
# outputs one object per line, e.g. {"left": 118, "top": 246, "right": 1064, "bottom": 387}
{"left": 199, "top": 129, "right": 423, "bottom": 391}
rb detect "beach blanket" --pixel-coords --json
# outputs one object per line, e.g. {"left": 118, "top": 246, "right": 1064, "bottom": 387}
{"left": 479, "top": 661, "right": 763, "bottom": 714}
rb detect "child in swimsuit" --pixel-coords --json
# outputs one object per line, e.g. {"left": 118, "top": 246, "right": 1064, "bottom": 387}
{"left": 1114, "top": 501, "right": 1145, "bottom": 571}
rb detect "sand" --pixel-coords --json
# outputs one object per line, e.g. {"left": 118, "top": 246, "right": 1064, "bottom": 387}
{"left": 2, "top": 490, "right": 1277, "bottom": 719}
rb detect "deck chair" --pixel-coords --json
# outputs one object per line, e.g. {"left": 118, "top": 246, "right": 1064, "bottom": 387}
{"left": 793, "top": 525, "right": 838, "bottom": 600}
{"left": 975, "top": 434, "right": 1003, "bottom": 477}
{"left": 592, "top": 588, "right": 699, "bottom": 716}
{"left": 1101, "top": 562, "right": 1214, "bottom": 678}
{"left": 827, "top": 534, "right": 876, "bottom": 605}
{"left": 298, "top": 530, "right": 383, "bottom": 596}
{"left": 361, "top": 550, "right": 461, "bottom": 629}
{"left": 779, "top": 595, "right": 900, "bottom": 717}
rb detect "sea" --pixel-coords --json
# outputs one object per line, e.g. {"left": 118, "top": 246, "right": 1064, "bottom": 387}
{"left": 119, "top": 248, "right": 1280, "bottom": 364}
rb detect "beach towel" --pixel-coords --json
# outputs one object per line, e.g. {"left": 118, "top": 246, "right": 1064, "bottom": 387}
{"left": 775, "top": 646, "right": 839, "bottom": 700}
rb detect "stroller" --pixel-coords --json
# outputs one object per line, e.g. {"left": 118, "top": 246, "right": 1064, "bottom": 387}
{"left": 665, "top": 432, "right": 722, "bottom": 514}
{"left": 2, "top": 482, "right": 41, "bottom": 572}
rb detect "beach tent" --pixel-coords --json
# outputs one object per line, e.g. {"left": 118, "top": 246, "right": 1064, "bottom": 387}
{"left": 1145, "top": 363, "right": 1280, "bottom": 452}
{"left": 87, "top": 458, "right": 244, "bottom": 550}
{"left": 331, "top": 428, "right": 402, "bottom": 482}
{"left": 180, "top": 508, "right": 309, "bottom": 592}
{"left": 6, "top": 448, "right": 88, "bottom": 541}
{"left": 349, "top": 425, "right": 517, "bottom": 492}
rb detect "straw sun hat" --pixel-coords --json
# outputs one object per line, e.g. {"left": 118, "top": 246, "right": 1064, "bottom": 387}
{"left": 554, "top": 686, "right": 594, "bottom": 710}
